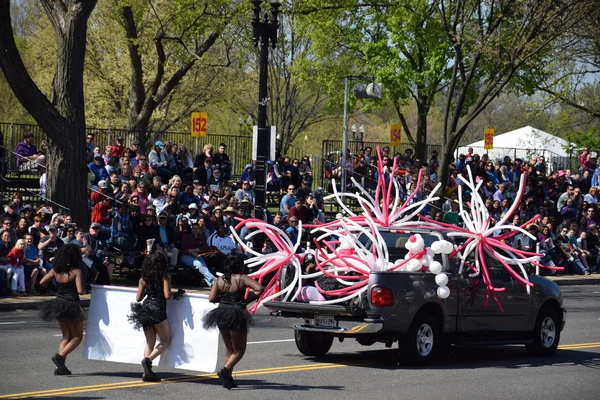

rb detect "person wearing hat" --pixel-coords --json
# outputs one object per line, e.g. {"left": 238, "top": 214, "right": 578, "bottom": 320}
{"left": 193, "top": 157, "right": 213, "bottom": 188}
{"left": 148, "top": 141, "right": 173, "bottom": 180}
{"left": 84, "top": 223, "right": 113, "bottom": 285}
{"left": 88, "top": 153, "right": 110, "bottom": 185}
{"left": 186, "top": 203, "right": 201, "bottom": 225}
{"left": 15, "top": 131, "right": 45, "bottom": 172}
{"left": 241, "top": 164, "right": 254, "bottom": 184}
{"left": 37, "top": 225, "right": 65, "bottom": 278}
{"left": 223, "top": 206, "right": 237, "bottom": 230}
{"left": 235, "top": 180, "right": 255, "bottom": 204}
{"left": 156, "top": 212, "right": 179, "bottom": 267}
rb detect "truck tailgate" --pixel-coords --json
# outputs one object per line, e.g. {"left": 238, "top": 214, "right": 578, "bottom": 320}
{"left": 263, "top": 301, "right": 354, "bottom": 317}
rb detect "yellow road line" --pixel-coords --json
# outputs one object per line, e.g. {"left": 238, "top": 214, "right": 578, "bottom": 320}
{"left": 2, "top": 343, "right": 599, "bottom": 399}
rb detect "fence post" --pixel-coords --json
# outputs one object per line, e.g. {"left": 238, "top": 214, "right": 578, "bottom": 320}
{"left": 232, "top": 137, "right": 238, "bottom": 176}
{"left": 9, "top": 123, "right": 15, "bottom": 169}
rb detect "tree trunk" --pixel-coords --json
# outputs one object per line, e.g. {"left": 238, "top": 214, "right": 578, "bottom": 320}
{"left": 415, "top": 102, "right": 428, "bottom": 161}
{"left": 0, "top": 0, "right": 97, "bottom": 227}
{"left": 46, "top": 132, "right": 88, "bottom": 225}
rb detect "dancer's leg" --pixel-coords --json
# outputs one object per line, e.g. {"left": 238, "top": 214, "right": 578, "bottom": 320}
{"left": 224, "top": 330, "right": 247, "bottom": 371}
{"left": 147, "top": 320, "right": 170, "bottom": 361}
{"left": 143, "top": 327, "right": 156, "bottom": 358}
{"left": 57, "top": 319, "right": 72, "bottom": 355}
{"left": 220, "top": 329, "right": 234, "bottom": 367}
{"left": 61, "top": 321, "right": 83, "bottom": 359}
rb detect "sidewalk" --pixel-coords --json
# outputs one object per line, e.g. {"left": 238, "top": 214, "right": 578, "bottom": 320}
{"left": 0, "top": 286, "right": 211, "bottom": 312}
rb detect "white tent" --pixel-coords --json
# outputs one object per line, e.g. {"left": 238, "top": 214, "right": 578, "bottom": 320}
{"left": 458, "top": 126, "right": 576, "bottom": 169}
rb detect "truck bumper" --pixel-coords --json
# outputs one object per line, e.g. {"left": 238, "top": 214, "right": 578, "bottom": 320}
{"left": 294, "top": 319, "right": 384, "bottom": 335}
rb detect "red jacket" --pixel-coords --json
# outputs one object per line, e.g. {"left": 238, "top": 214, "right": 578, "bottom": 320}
{"left": 91, "top": 202, "right": 111, "bottom": 225}
{"left": 111, "top": 144, "right": 124, "bottom": 158}
{"left": 7, "top": 248, "right": 24, "bottom": 267}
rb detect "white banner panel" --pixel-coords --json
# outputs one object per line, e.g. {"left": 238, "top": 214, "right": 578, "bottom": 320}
{"left": 83, "top": 285, "right": 219, "bottom": 372}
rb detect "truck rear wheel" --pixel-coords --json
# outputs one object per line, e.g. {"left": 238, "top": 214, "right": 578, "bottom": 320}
{"left": 295, "top": 330, "right": 334, "bottom": 356}
{"left": 526, "top": 307, "right": 560, "bottom": 357}
{"left": 401, "top": 312, "right": 440, "bottom": 365}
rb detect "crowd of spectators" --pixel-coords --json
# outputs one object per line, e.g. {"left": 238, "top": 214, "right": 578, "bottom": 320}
{"left": 326, "top": 145, "right": 600, "bottom": 276}
{"left": 1, "top": 134, "right": 597, "bottom": 298}
{"left": 1, "top": 132, "right": 324, "bottom": 297}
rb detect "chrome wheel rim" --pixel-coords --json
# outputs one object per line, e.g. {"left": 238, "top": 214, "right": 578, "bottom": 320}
{"left": 416, "top": 323, "right": 434, "bottom": 356}
{"left": 540, "top": 316, "right": 556, "bottom": 348}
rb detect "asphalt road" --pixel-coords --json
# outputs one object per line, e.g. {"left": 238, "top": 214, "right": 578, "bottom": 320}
{"left": 0, "top": 285, "right": 599, "bottom": 400}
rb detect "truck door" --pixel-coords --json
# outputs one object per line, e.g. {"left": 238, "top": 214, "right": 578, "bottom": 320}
{"left": 457, "top": 273, "right": 496, "bottom": 332}
{"left": 488, "top": 259, "right": 531, "bottom": 332}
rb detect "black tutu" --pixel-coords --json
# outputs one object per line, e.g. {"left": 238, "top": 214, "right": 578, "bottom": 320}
{"left": 38, "top": 298, "right": 85, "bottom": 323}
{"left": 128, "top": 298, "right": 167, "bottom": 331}
{"left": 202, "top": 303, "right": 254, "bottom": 332}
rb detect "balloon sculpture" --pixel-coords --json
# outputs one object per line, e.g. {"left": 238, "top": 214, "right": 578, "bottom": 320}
{"left": 231, "top": 147, "right": 562, "bottom": 313}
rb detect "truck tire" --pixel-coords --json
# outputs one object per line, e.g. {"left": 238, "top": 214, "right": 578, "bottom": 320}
{"left": 526, "top": 307, "right": 560, "bottom": 357}
{"left": 401, "top": 312, "right": 440, "bottom": 365}
{"left": 295, "top": 330, "right": 334, "bottom": 356}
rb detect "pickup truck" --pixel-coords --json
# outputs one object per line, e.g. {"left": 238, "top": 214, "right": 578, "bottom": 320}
{"left": 264, "top": 228, "right": 566, "bottom": 365}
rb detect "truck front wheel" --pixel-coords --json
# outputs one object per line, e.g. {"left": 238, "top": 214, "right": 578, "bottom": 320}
{"left": 401, "top": 312, "right": 440, "bottom": 365}
{"left": 526, "top": 307, "right": 560, "bottom": 357}
{"left": 295, "top": 330, "right": 334, "bottom": 356}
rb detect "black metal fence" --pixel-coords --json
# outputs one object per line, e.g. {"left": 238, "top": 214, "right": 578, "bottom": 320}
{"left": 456, "top": 145, "right": 575, "bottom": 171}
{"left": 0, "top": 122, "right": 261, "bottom": 177}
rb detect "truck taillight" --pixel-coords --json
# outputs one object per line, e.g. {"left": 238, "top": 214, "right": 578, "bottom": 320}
{"left": 370, "top": 286, "right": 393, "bottom": 306}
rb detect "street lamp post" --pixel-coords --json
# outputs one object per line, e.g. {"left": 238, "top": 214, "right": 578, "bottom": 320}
{"left": 251, "top": 0, "right": 280, "bottom": 222}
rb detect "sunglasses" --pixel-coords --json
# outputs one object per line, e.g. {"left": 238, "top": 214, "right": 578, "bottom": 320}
{"left": 91, "top": 226, "right": 100, "bottom": 230}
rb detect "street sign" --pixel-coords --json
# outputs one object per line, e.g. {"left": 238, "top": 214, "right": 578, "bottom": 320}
{"left": 191, "top": 112, "right": 207, "bottom": 137}
{"left": 484, "top": 128, "right": 494, "bottom": 150}
{"left": 390, "top": 124, "right": 401, "bottom": 146}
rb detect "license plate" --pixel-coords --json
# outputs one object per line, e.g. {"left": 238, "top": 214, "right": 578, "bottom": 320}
{"left": 313, "top": 315, "right": 335, "bottom": 327}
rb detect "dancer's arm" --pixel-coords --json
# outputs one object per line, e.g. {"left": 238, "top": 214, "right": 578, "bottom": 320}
{"left": 136, "top": 278, "right": 146, "bottom": 302}
{"left": 74, "top": 269, "right": 85, "bottom": 295}
{"left": 163, "top": 275, "right": 173, "bottom": 299}
{"left": 243, "top": 275, "right": 264, "bottom": 296}
{"left": 39, "top": 270, "right": 55, "bottom": 287}
{"left": 208, "top": 278, "right": 220, "bottom": 303}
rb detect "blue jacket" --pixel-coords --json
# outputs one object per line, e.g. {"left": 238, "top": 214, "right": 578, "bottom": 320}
{"left": 88, "top": 162, "right": 109, "bottom": 184}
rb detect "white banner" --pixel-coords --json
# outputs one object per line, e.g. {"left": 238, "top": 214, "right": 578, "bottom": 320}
{"left": 83, "top": 285, "right": 219, "bottom": 372}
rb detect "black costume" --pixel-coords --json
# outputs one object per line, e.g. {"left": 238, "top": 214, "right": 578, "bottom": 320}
{"left": 202, "top": 277, "right": 254, "bottom": 332}
{"left": 39, "top": 276, "right": 85, "bottom": 322}
{"left": 128, "top": 281, "right": 167, "bottom": 331}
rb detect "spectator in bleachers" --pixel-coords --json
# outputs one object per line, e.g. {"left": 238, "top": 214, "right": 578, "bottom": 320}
{"left": 1, "top": 202, "right": 20, "bottom": 227}
{"left": 0, "top": 217, "right": 17, "bottom": 244}
{"left": 280, "top": 184, "right": 296, "bottom": 216}
{"left": 91, "top": 197, "right": 112, "bottom": 236}
{"left": 267, "top": 161, "right": 278, "bottom": 191}
{"left": 235, "top": 180, "right": 255, "bottom": 204}
{"left": 148, "top": 141, "right": 173, "bottom": 180}
{"left": 241, "top": 164, "right": 254, "bottom": 184}
{"left": 23, "top": 233, "right": 43, "bottom": 295}
{"left": 7, "top": 239, "right": 26, "bottom": 295}
{"left": 102, "top": 145, "right": 113, "bottom": 164}
{"left": 207, "top": 165, "right": 225, "bottom": 197}
{"left": 86, "top": 134, "right": 96, "bottom": 157}
{"left": 15, "top": 132, "right": 46, "bottom": 172}
{"left": 194, "top": 144, "right": 213, "bottom": 168}
{"left": 111, "top": 203, "right": 133, "bottom": 250}
{"left": 0, "top": 230, "right": 14, "bottom": 296}
{"left": 213, "top": 143, "right": 232, "bottom": 181}
{"left": 284, "top": 216, "right": 299, "bottom": 243}
{"left": 179, "top": 185, "right": 200, "bottom": 206}
{"left": 143, "top": 162, "right": 161, "bottom": 187}
{"left": 210, "top": 206, "right": 225, "bottom": 231}
{"left": 206, "top": 224, "right": 237, "bottom": 273}
{"left": 38, "top": 225, "right": 64, "bottom": 276}
{"left": 89, "top": 153, "right": 109, "bottom": 185}
{"left": 177, "top": 144, "right": 194, "bottom": 169}
{"left": 156, "top": 211, "right": 179, "bottom": 267}
{"left": 181, "top": 222, "right": 215, "bottom": 287}
{"left": 111, "top": 136, "right": 125, "bottom": 158}
{"left": 187, "top": 203, "right": 201, "bottom": 225}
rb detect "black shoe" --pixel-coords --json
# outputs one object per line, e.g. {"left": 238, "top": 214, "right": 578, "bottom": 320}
{"left": 142, "top": 373, "right": 161, "bottom": 382}
{"left": 53, "top": 367, "right": 72, "bottom": 376}
{"left": 141, "top": 357, "right": 153, "bottom": 376}
{"left": 51, "top": 354, "right": 70, "bottom": 375}
{"left": 217, "top": 367, "right": 234, "bottom": 390}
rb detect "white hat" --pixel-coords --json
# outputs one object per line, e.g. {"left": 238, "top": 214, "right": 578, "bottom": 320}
{"left": 98, "top": 180, "right": 108, "bottom": 189}
{"left": 188, "top": 203, "right": 198, "bottom": 209}
{"left": 335, "top": 213, "right": 344, "bottom": 219}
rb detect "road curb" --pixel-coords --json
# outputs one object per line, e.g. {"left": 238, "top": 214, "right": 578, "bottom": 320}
{"left": 550, "top": 278, "right": 600, "bottom": 286}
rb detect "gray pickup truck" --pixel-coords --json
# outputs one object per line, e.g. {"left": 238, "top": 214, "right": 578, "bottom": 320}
{"left": 264, "top": 228, "right": 566, "bottom": 365}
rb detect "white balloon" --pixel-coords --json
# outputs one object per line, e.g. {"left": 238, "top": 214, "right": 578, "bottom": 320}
{"left": 430, "top": 241, "right": 443, "bottom": 254}
{"left": 429, "top": 261, "right": 443, "bottom": 274}
{"left": 426, "top": 248, "right": 435, "bottom": 258}
{"left": 435, "top": 273, "right": 449, "bottom": 287}
{"left": 421, "top": 254, "right": 433, "bottom": 266}
{"left": 408, "top": 259, "right": 422, "bottom": 271}
{"left": 437, "top": 286, "right": 450, "bottom": 299}
{"left": 441, "top": 241, "right": 454, "bottom": 254}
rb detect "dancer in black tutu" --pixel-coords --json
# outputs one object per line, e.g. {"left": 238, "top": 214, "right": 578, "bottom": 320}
{"left": 203, "top": 252, "right": 263, "bottom": 389}
{"left": 39, "top": 244, "right": 86, "bottom": 375}
{"left": 128, "top": 251, "right": 172, "bottom": 382}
